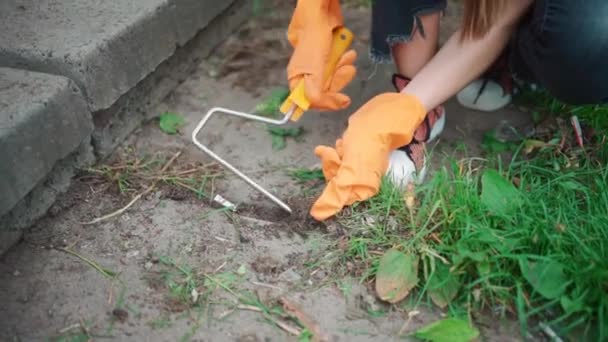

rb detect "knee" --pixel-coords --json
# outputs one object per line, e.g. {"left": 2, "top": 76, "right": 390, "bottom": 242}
{"left": 525, "top": 0, "right": 608, "bottom": 103}
{"left": 534, "top": 0, "right": 608, "bottom": 56}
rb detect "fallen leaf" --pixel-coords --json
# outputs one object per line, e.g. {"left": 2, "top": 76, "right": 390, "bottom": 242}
{"left": 375, "top": 249, "right": 419, "bottom": 303}
{"left": 237, "top": 264, "right": 247, "bottom": 275}
{"left": 159, "top": 112, "right": 185, "bottom": 135}
{"left": 191, "top": 288, "right": 199, "bottom": 303}
{"left": 519, "top": 258, "right": 569, "bottom": 300}
{"left": 427, "top": 264, "right": 461, "bottom": 309}
{"left": 413, "top": 318, "right": 479, "bottom": 342}
{"left": 523, "top": 139, "right": 549, "bottom": 154}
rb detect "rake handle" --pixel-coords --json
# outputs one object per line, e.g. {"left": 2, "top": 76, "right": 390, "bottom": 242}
{"left": 280, "top": 27, "right": 354, "bottom": 122}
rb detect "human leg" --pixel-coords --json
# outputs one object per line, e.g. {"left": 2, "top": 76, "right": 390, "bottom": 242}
{"left": 510, "top": 0, "right": 608, "bottom": 105}
{"left": 370, "top": 0, "right": 447, "bottom": 187}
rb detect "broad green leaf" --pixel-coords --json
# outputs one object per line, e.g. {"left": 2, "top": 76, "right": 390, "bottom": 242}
{"left": 427, "top": 264, "right": 461, "bottom": 309}
{"left": 268, "top": 126, "right": 302, "bottom": 150}
{"left": 159, "top": 112, "right": 185, "bottom": 135}
{"left": 375, "top": 249, "right": 419, "bottom": 303}
{"left": 519, "top": 258, "right": 569, "bottom": 300}
{"left": 480, "top": 169, "right": 522, "bottom": 215}
{"left": 560, "top": 295, "right": 586, "bottom": 315}
{"left": 267, "top": 126, "right": 303, "bottom": 137}
{"left": 413, "top": 318, "right": 480, "bottom": 342}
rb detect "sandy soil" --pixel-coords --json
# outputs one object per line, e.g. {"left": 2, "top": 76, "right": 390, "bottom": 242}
{"left": 0, "top": 2, "right": 532, "bottom": 341}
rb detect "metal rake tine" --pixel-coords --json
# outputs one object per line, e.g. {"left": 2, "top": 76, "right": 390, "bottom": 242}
{"left": 191, "top": 106, "right": 295, "bottom": 213}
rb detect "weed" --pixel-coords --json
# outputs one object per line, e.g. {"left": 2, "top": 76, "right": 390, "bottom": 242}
{"left": 288, "top": 167, "right": 325, "bottom": 195}
{"left": 268, "top": 126, "right": 304, "bottom": 151}
{"left": 312, "top": 141, "right": 608, "bottom": 340}
{"left": 159, "top": 112, "right": 186, "bottom": 135}
{"left": 289, "top": 168, "right": 324, "bottom": 183}
{"left": 254, "top": 87, "right": 290, "bottom": 117}
{"left": 84, "top": 150, "right": 221, "bottom": 201}
{"left": 298, "top": 328, "right": 313, "bottom": 342}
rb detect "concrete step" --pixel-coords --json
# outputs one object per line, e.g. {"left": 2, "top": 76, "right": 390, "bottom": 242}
{"left": 0, "top": 0, "right": 238, "bottom": 112}
{"left": 0, "top": 67, "right": 93, "bottom": 218}
{"left": 0, "top": 0, "right": 250, "bottom": 254}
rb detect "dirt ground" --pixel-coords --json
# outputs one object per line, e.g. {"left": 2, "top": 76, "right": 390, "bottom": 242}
{"left": 0, "top": 3, "right": 532, "bottom": 341}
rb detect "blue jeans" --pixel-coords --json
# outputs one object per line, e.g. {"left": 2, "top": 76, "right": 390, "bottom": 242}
{"left": 371, "top": 0, "right": 608, "bottom": 105}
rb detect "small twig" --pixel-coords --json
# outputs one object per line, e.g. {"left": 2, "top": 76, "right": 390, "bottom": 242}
{"left": 79, "top": 317, "right": 91, "bottom": 338}
{"left": 235, "top": 304, "right": 301, "bottom": 335}
{"left": 107, "top": 282, "right": 114, "bottom": 305}
{"left": 218, "top": 309, "right": 235, "bottom": 319}
{"left": 82, "top": 151, "right": 182, "bottom": 225}
{"left": 539, "top": 322, "right": 564, "bottom": 342}
{"left": 237, "top": 304, "right": 263, "bottom": 312}
{"left": 420, "top": 247, "right": 450, "bottom": 265}
{"left": 273, "top": 319, "right": 302, "bottom": 336}
{"left": 214, "top": 261, "right": 227, "bottom": 273}
{"left": 213, "top": 236, "right": 231, "bottom": 243}
{"left": 58, "top": 323, "right": 81, "bottom": 334}
{"left": 250, "top": 281, "right": 283, "bottom": 291}
{"left": 398, "top": 310, "right": 420, "bottom": 336}
{"left": 58, "top": 247, "right": 117, "bottom": 279}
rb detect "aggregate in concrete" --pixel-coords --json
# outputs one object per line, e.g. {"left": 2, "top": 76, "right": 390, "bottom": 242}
{"left": 0, "top": 0, "right": 236, "bottom": 111}
{"left": 0, "top": 67, "right": 93, "bottom": 218}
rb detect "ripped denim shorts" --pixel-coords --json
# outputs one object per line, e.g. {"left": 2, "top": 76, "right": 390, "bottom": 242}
{"left": 370, "top": 0, "right": 447, "bottom": 63}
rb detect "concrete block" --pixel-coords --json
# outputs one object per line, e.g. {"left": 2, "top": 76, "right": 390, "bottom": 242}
{"left": 0, "top": 0, "right": 237, "bottom": 111}
{"left": 0, "top": 139, "right": 94, "bottom": 252}
{"left": 91, "top": 0, "right": 251, "bottom": 158}
{"left": 0, "top": 67, "right": 93, "bottom": 218}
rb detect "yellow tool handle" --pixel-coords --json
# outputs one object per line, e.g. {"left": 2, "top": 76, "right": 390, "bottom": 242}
{"left": 280, "top": 27, "right": 354, "bottom": 122}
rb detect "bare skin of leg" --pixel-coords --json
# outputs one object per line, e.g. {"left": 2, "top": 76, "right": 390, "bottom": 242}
{"left": 391, "top": 12, "right": 441, "bottom": 79}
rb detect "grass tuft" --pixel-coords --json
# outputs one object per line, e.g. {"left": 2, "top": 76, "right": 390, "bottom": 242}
{"left": 320, "top": 143, "right": 608, "bottom": 340}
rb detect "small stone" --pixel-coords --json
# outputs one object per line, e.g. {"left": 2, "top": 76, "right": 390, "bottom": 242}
{"left": 208, "top": 69, "right": 219, "bottom": 78}
{"left": 13, "top": 270, "right": 20, "bottom": 276}
{"left": 126, "top": 250, "right": 139, "bottom": 258}
{"left": 144, "top": 261, "right": 154, "bottom": 270}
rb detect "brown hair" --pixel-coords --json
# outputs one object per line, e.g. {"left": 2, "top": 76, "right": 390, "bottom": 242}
{"left": 461, "top": 0, "right": 507, "bottom": 40}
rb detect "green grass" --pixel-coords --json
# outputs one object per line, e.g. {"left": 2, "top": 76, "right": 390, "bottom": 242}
{"left": 319, "top": 142, "right": 608, "bottom": 340}
{"left": 153, "top": 255, "right": 319, "bottom": 339}
{"left": 515, "top": 88, "right": 608, "bottom": 133}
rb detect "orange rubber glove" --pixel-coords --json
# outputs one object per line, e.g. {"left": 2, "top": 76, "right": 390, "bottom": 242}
{"left": 310, "top": 93, "right": 427, "bottom": 221}
{"left": 287, "top": 0, "right": 357, "bottom": 111}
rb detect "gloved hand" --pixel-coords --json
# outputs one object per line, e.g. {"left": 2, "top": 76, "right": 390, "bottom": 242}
{"left": 287, "top": 0, "right": 357, "bottom": 111}
{"left": 310, "top": 93, "right": 428, "bottom": 221}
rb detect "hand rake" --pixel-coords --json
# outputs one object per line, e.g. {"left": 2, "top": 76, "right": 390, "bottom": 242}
{"left": 192, "top": 27, "right": 354, "bottom": 214}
